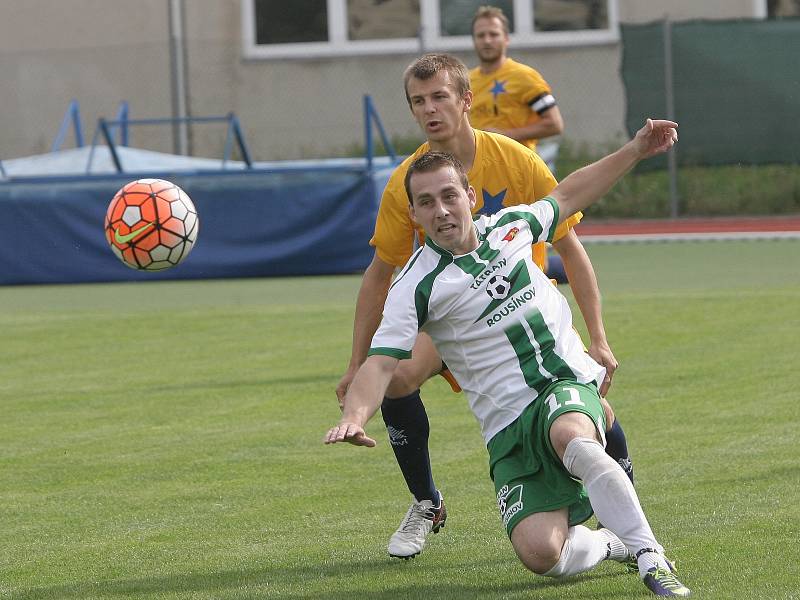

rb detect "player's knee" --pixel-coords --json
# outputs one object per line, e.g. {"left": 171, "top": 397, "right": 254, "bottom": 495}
{"left": 385, "top": 357, "right": 440, "bottom": 398}
{"left": 549, "top": 413, "right": 599, "bottom": 460}
{"left": 512, "top": 536, "right": 562, "bottom": 575}
{"left": 385, "top": 368, "right": 422, "bottom": 398}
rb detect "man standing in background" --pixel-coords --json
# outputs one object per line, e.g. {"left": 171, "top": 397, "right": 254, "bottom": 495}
{"left": 470, "top": 4, "right": 566, "bottom": 281}
{"left": 469, "top": 5, "right": 564, "bottom": 153}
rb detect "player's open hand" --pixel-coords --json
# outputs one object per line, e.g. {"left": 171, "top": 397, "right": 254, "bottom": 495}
{"left": 633, "top": 118, "right": 678, "bottom": 159}
{"left": 324, "top": 422, "right": 376, "bottom": 447}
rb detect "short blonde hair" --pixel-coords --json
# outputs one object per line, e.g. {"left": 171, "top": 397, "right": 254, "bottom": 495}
{"left": 471, "top": 5, "right": 510, "bottom": 36}
{"left": 403, "top": 53, "right": 471, "bottom": 106}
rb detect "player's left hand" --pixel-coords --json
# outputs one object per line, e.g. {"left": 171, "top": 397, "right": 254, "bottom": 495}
{"left": 588, "top": 341, "right": 618, "bottom": 397}
{"left": 633, "top": 118, "right": 678, "bottom": 159}
{"left": 324, "top": 422, "right": 376, "bottom": 447}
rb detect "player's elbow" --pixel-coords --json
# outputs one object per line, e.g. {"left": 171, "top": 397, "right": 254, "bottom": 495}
{"left": 542, "top": 107, "right": 564, "bottom": 136}
{"left": 551, "top": 193, "right": 576, "bottom": 226}
{"left": 548, "top": 114, "right": 564, "bottom": 136}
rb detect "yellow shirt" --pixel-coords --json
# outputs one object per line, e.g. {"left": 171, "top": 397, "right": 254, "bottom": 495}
{"left": 469, "top": 58, "right": 556, "bottom": 152}
{"left": 370, "top": 129, "right": 581, "bottom": 270}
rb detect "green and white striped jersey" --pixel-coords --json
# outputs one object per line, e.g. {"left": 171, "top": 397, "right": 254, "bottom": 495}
{"left": 369, "top": 197, "right": 605, "bottom": 444}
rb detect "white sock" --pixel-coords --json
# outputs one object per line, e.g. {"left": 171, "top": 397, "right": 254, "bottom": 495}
{"left": 542, "top": 525, "right": 612, "bottom": 578}
{"left": 598, "top": 528, "right": 629, "bottom": 561}
{"left": 562, "top": 437, "right": 666, "bottom": 577}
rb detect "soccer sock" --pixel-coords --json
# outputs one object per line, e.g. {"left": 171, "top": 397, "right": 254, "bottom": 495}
{"left": 542, "top": 525, "right": 612, "bottom": 578}
{"left": 604, "top": 419, "right": 635, "bottom": 484}
{"left": 380, "top": 390, "right": 438, "bottom": 503}
{"left": 562, "top": 437, "right": 666, "bottom": 577}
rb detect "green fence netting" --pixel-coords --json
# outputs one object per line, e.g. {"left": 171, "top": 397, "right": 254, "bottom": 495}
{"left": 622, "top": 18, "right": 800, "bottom": 169}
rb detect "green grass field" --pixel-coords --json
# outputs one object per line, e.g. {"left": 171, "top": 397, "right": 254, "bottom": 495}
{"left": 2, "top": 240, "right": 799, "bottom": 599}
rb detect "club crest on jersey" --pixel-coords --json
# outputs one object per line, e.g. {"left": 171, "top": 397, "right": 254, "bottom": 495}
{"left": 502, "top": 227, "right": 520, "bottom": 242}
{"left": 497, "top": 483, "right": 524, "bottom": 528}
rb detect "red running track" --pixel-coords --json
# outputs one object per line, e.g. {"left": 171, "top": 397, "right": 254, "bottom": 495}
{"left": 574, "top": 215, "right": 800, "bottom": 241}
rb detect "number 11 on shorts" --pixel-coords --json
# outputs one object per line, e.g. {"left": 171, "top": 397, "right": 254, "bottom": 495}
{"left": 545, "top": 386, "right": 585, "bottom": 421}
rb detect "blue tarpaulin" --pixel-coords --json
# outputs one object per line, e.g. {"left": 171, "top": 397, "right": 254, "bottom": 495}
{"left": 0, "top": 167, "right": 386, "bottom": 285}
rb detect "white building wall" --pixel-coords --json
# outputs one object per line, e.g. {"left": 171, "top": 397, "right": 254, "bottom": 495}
{"left": 0, "top": 0, "right": 762, "bottom": 162}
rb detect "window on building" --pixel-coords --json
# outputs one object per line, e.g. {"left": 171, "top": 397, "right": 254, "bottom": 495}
{"left": 533, "top": 0, "right": 608, "bottom": 32}
{"left": 439, "top": 0, "right": 515, "bottom": 36}
{"left": 347, "top": 0, "right": 420, "bottom": 40}
{"left": 254, "top": 0, "right": 328, "bottom": 44}
{"left": 243, "top": 0, "right": 618, "bottom": 59}
{"left": 767, "top": 0, "right": 800, "bottom": 17}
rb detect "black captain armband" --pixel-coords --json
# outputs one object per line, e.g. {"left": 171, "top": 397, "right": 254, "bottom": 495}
{"left": 529, "top": 92, "right": 556, "bottom": 115}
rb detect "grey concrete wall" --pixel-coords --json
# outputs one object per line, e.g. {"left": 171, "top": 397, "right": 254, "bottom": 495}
{"left": 0, "top": 0, "right": 174, "bottom": 157}
{"left": 619, "top": 0, "right": 761, "bottom": 23}
{"left": 0, "top": 0, "right": 760, "bottom": 163}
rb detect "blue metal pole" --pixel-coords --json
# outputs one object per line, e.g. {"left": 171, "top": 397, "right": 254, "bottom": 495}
{"left": 51, "top": 99, "right": 84, "bottom": 152}
{"left": 222, "top": 116, "right": 235, "bottom": 166}
{"left": 116, "top": 101, "right": 130, "bottom": 146}
{"left": 364, "top": 95, "right": 373, "bottom": 173}
{"left": 230, "top": 115, "right": 253, "bottom": 168}
{"left": 98, "top": 118, "right": 123, "bottom": 173}
{"left": 371, "top": 103, "right": 397, "bottom": 163}
{"left": 73, "top": 101, "right": 85, "bottom": 148}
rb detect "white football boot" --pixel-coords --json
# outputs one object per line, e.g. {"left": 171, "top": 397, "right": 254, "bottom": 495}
{"left": 387, "top": 493, "right": 447, "bottom": 559}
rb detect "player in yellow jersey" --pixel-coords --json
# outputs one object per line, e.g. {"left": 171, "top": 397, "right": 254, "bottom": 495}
{"left": 469, "top": 5, "right": 563, "bottom": 153}
{"left": 335, "top": 53, "right": 629, "bottom": 559}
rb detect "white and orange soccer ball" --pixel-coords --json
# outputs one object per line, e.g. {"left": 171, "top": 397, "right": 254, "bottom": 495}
{"left": 104, "top": 178, "right": 199, "bottom": 271}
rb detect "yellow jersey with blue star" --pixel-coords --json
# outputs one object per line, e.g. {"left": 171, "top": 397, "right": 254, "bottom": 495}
{"left": 469, "top": 57, "right": 556, "bottom": 152}
{"left": 370, "top": 129, "right": 581, "bottom": 270}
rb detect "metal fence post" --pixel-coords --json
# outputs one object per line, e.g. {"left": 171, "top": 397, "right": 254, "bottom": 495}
{"left": 664, "top": 17, "right": 680, "bottom": 218}
{"left": 364, "top": 95, "right": 374, "bottom": 173}
{"left": 51, "top": 99, "right": 84, "bottom": 152}
{"left": 98, "top": 118, "right": 123, "bottom": 173}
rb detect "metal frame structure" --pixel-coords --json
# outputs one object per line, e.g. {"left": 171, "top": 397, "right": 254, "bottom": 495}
{"left": 86, "top": 113, "right": 253, "bottom": 174}
{"left": 363, "top": 94, "right": 397, "bottom": 174}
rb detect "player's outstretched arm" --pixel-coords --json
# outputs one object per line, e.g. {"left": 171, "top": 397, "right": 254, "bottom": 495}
{"left": 551, "top": 118, "right": 678, "bottom": 221}
{"left": 325, "top": 354, "right": 400, "bottom": 447}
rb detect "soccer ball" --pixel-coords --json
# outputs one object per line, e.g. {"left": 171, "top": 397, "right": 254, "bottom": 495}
{"left": 104, "top": 178, "right": 199, "bottom": 271}
{"left": 486, "top": 275, "right": 511, "bottom": 300}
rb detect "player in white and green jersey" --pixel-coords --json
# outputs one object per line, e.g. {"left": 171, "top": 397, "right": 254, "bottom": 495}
{"left": 376, "top": 197, "right": 603, "bottom": 444}
{"left": 326, "top": 119, "right": 691, "bottom": 597}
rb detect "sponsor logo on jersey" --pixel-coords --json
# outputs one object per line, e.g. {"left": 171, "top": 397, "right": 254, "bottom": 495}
{"left": 497, "top": 483, "right": 524, "bottom": 528}
{"left": 470, "top": 258, "right": 507, "bottom": 290}
{"left": 474, "top": 259, "right": 535, "bottom": 326}
{"left": 502, "top": 227, "right": 520, "bottom": 242}
{"left": 484, "top": 289, "right": 536, "bottom": 327}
